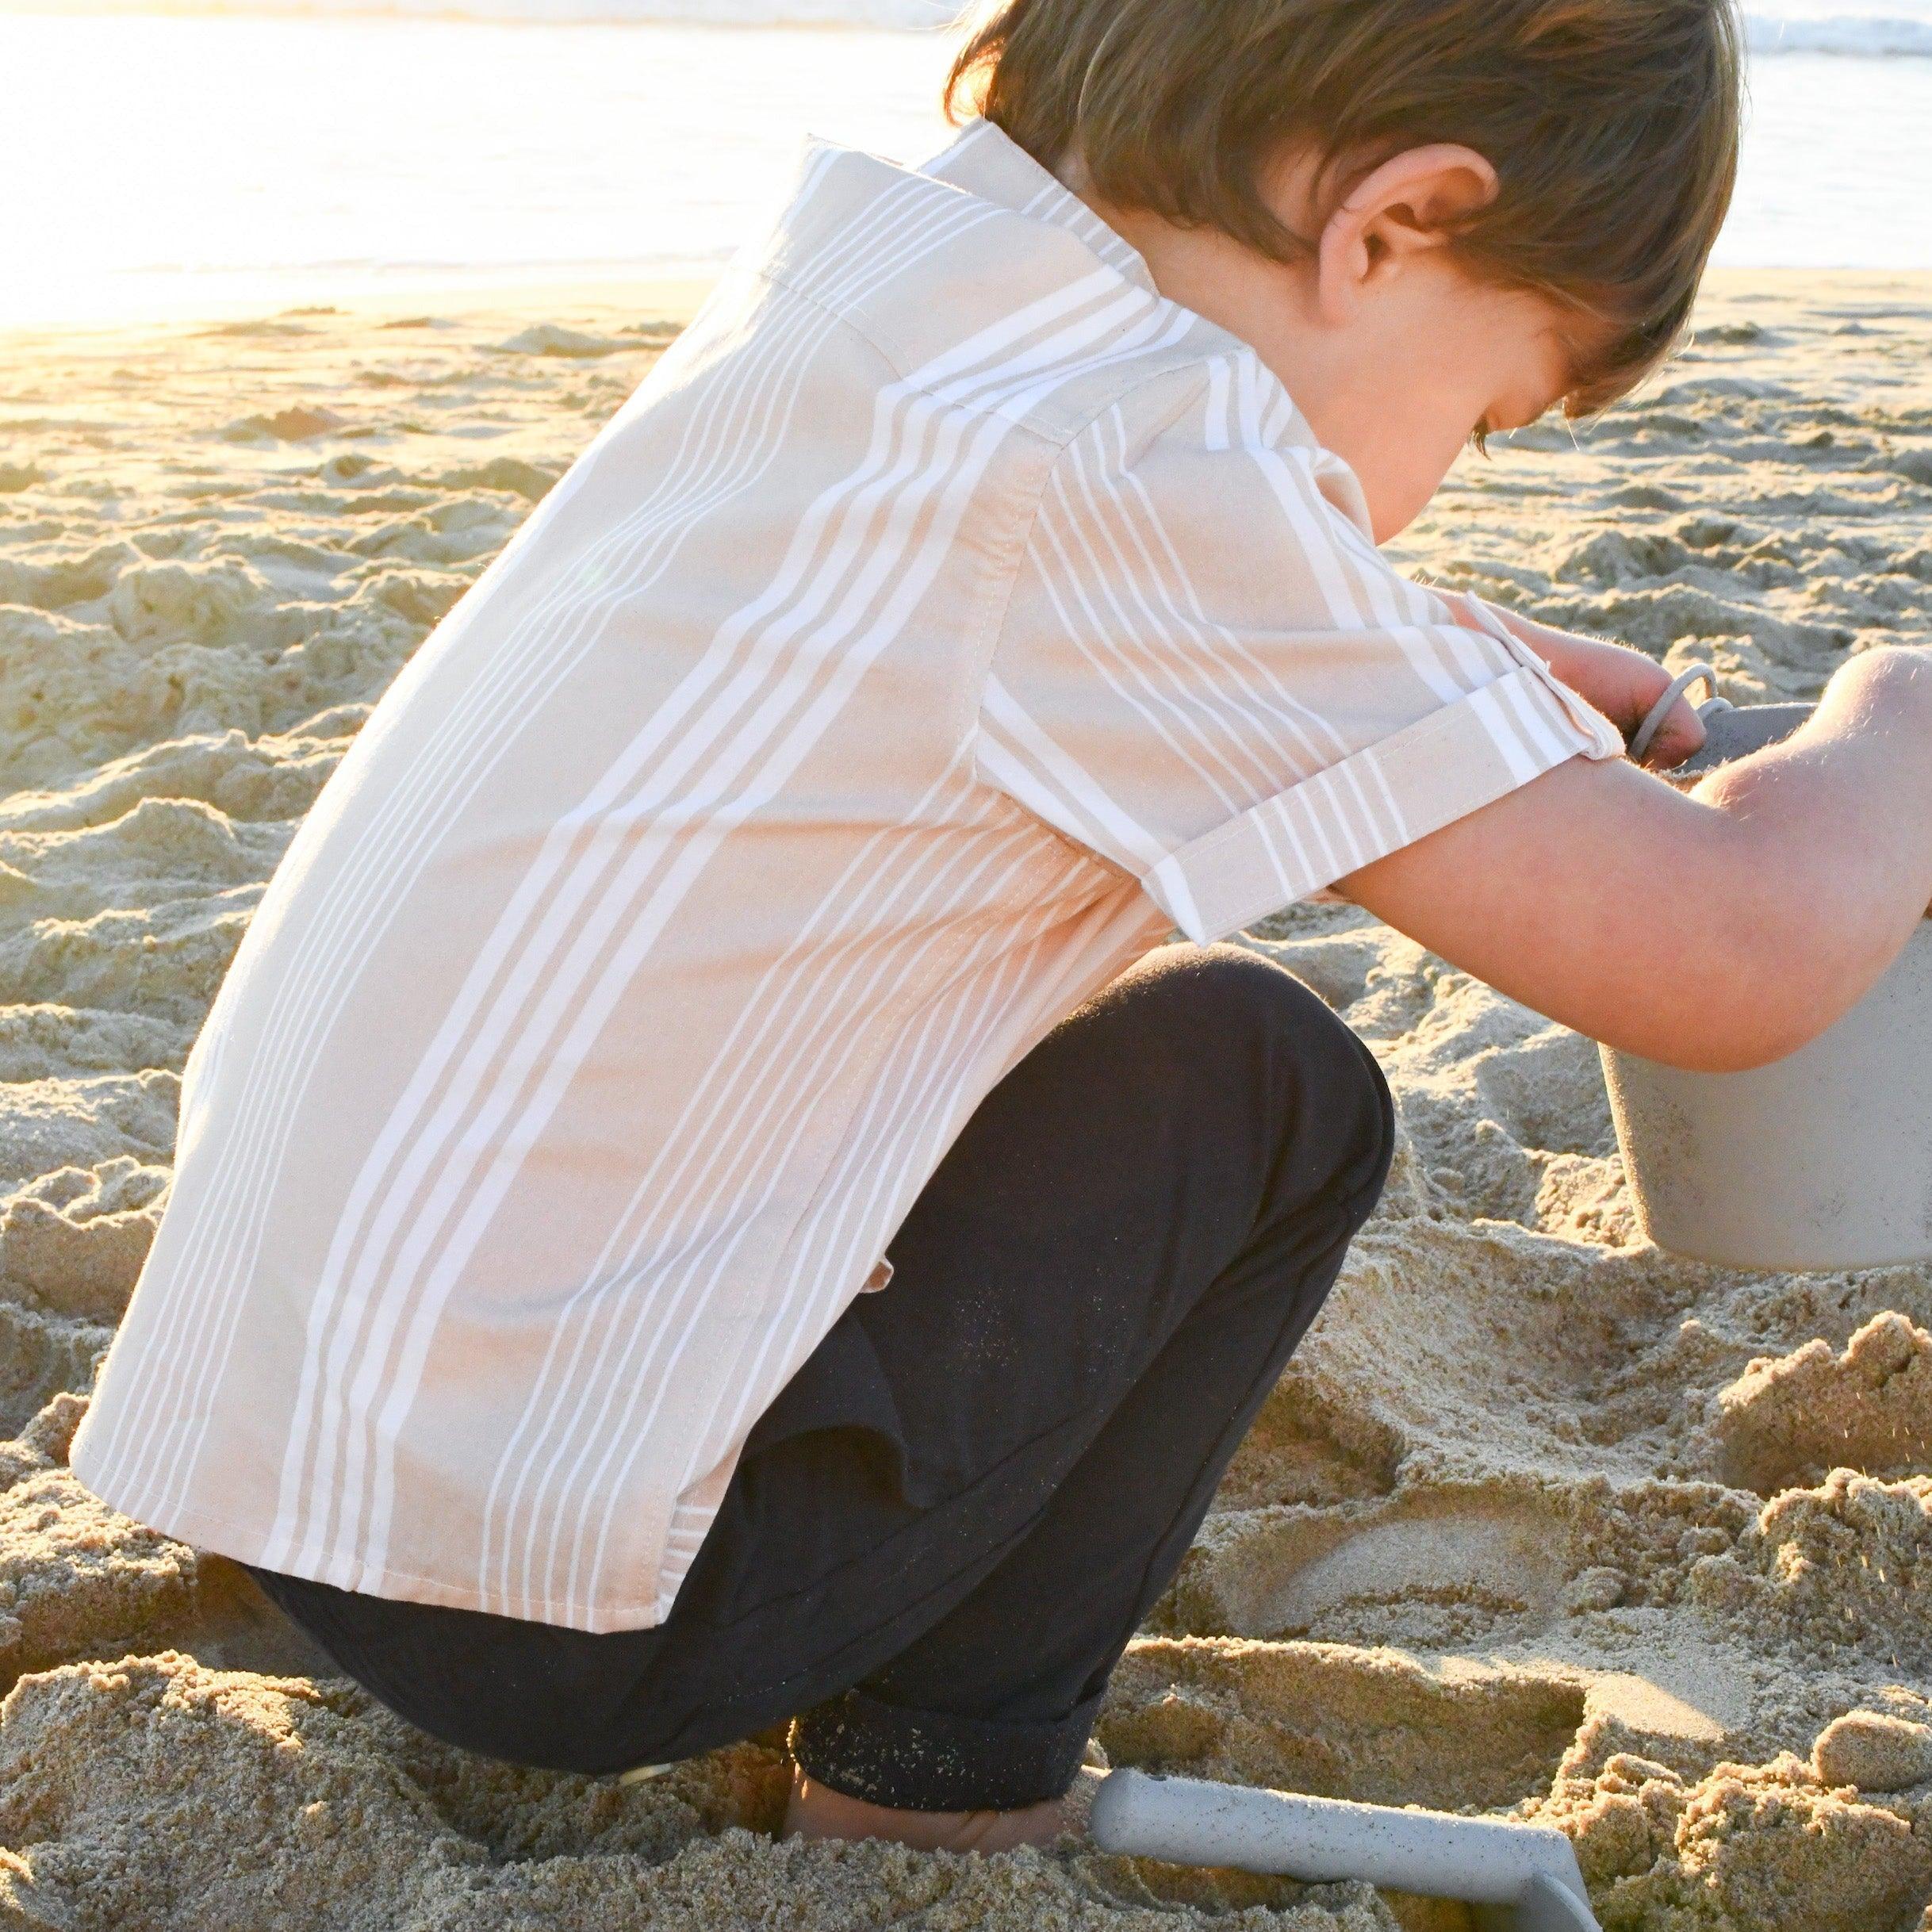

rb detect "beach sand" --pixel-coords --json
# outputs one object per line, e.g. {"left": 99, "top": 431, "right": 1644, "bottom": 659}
{"left": 1, "top": 270, "right": 1930, "bottom": 1930}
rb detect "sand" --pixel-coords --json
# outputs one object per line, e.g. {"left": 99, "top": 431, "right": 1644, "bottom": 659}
{"left": 0, "top": 270, "right": 1930, "bottom": 1931}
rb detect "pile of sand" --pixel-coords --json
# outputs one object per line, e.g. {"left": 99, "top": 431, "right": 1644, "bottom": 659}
{"left": 0, "top": 275, "right": 1929, "bottom": 1930}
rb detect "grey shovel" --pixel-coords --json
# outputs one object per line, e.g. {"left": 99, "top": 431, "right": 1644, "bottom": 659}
{"left": 1089, "top": 1769, "right": 1600, "bottom": 1932}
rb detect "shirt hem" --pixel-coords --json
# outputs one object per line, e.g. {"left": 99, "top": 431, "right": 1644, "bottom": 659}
{"left": 66, "top": 1457, "right": 669, "bottom": 1635}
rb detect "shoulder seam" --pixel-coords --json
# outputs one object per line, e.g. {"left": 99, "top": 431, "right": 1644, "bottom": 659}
{"left": 742, "top": 259, "right": 1065, "bottom": 454}
{"left": 1047, "top": 351, "right": 1219, "bottom": 464}
{"left": 748, "top": 256, "right": 1225, "bottom": 456}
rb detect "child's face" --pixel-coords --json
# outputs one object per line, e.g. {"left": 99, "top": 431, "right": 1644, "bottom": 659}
{"left": 1288, "top": 251, "right": 1581, "bottom": 541}
{"left": 1072, "top": 142, "right": 1597, "bottom": 542}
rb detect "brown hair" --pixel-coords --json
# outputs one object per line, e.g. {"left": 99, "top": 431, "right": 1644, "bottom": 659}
{"left": 945, "top": 0, "right": 1743, "bottom": 414}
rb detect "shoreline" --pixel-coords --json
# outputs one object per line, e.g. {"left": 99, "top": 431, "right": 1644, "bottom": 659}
{"left": 0, "top": 274, "right": 725, "bottom": 348}
{"left": 7, "top": 265, "right": 1932, "bottom": 349}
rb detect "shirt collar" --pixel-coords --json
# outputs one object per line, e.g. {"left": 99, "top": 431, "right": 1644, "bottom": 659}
{"left": 914, "top": 117, "right": 1162, "bottom": 297}
{"left": 906, "top": 121, "right": 1366, "bottom": 531}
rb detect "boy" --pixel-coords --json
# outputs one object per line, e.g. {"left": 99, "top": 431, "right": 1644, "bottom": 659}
{"left": 67, "top": 0, "right": 1932, "bottom": 1859}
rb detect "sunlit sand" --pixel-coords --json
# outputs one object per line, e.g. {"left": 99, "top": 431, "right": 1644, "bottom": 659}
{"left": 0, "top": 270, "right": 1929, "bottom": 1926}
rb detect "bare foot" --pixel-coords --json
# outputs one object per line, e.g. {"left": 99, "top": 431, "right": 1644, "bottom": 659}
{"left": 782, "top": 1765, "right": 1088, "bottom": 1853}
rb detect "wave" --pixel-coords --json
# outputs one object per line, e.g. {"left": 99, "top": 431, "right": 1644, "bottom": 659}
{"left": 1746, "top": 6, "right": 1932, "bottom": 53}
{"left": 38, "top": 0, "right": 1932, "bottom": 54}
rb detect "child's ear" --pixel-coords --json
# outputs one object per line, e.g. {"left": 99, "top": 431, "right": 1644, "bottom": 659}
{"left": 1314, "top": 144, "right": 1500, "bottom": 322}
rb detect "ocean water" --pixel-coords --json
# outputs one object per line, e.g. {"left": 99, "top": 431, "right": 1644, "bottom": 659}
{"left": 25, "top": 0, "right": 1932, "bottom": 47}
{"left": 5, "top": 0, "right": 1930, "bottom": 327}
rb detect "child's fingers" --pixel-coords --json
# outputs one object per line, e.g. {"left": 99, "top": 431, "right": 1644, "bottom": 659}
{"left": 1635, "top": 697, "right": 1709, "bottom": 770}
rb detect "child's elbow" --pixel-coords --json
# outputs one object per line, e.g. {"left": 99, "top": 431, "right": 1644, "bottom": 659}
{"left": 1600, "top": 982, "right": 1821, "bottom": 1076}
{"left": 1648, "top": 909, "right": 1903, "bottom": 1075}
{"left": 1663, "top": 1010, "right": 1829, "bottom": 1075}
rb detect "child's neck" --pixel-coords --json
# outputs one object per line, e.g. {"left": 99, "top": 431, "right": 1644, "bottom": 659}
{"left": 1052, "top": 157, "right": 1340, "bottom": 424}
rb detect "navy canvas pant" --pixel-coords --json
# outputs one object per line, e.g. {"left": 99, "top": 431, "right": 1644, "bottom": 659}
{"left": 243, "top": 941, "right": 1394, "bottom": 1811}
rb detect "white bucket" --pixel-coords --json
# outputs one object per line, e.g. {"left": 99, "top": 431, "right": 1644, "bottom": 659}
{"left": 1602, "top": 921, "right": 1932, "bottom": 1270}
{"left": 1602, "top": 669, "right": 1932, "bottom": 1271}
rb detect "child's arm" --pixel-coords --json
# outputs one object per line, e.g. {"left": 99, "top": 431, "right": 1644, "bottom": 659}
{"left": 1333, "top": 646, "right": 1932, "bottom": 1072}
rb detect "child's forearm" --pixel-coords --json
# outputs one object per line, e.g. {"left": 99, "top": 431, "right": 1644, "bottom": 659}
{"left": 1335, "top": 646, "right": 1932, "bottom": 1072}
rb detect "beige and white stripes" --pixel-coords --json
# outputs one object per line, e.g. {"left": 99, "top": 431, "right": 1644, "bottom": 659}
{"left": 67, "top": 117, "right": 1623, "bottom": 1633}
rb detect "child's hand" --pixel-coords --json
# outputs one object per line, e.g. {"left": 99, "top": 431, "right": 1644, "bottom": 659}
{"left": 1480, "top": 605, "right": 1708, "bottom": 770}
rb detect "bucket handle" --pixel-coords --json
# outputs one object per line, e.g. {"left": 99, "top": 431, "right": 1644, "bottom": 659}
{"left": 1627, "top": 662, "right": 1731, "bottom": 766}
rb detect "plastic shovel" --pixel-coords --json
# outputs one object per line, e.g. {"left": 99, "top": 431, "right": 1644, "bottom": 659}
{"left": 1088, "top": 1769, "right": 1600, "bottom": 1932}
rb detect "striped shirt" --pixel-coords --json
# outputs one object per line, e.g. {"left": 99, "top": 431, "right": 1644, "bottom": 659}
{"left": 67, "top": 116, "right": 1623, "bottom": 1634}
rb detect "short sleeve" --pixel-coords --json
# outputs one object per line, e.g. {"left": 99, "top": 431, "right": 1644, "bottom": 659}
{"left": 973, "top": 356, "right": 1626, "bottom": 945}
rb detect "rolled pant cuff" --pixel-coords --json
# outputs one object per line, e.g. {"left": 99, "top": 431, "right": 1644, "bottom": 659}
{"left": 788, "top": 1685, "right": 1103, "bottom": 1812}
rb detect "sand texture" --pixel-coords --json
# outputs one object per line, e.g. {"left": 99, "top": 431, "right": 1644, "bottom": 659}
{"left": 0, "top": 274, "right": 1930, "bottom": 1930}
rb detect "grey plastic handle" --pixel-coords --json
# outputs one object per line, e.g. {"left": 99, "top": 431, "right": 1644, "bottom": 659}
{"left": 1627, "top": 662, "right": 1727, "bottom": 765}
{"left": 1088, "top": 1770, "right": 1600, "bottom": 1932}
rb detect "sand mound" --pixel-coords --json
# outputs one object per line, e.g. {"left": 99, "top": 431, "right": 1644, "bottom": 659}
{"left": 0, "top": 278, "right": 1929, "bottom": 1928}
{"left": 1714, "top": 1313, "right": 1932, "bottom": 1491}
{"left": 1545, "top": 1743, "right": 1932, "bottom": 1932}
{"left": 1812, "top": 1708, "right": 1932, "bottom": 1792}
